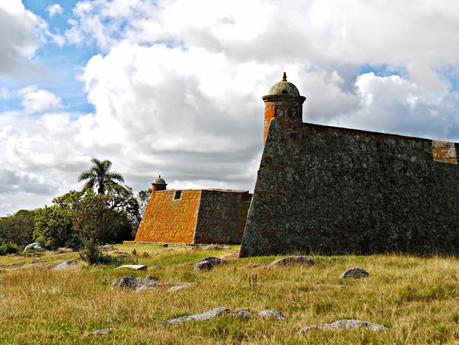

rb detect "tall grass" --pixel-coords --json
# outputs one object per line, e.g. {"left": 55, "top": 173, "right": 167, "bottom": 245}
{"left": 0, "top": 244, "right": 457, "bottom": 344}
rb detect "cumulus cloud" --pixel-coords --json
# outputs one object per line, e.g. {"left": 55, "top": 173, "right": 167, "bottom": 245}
{"left": 18, "top": 86, "right": 62, "bottom": 113}
{"left": 2, "top": 0, "right": 459, "bottom": 215}
{"left": 46, "top": 4, "right": 63, "bottom": 17}
{"left": 0, "top": 1, "right": 42, "bottom": 78}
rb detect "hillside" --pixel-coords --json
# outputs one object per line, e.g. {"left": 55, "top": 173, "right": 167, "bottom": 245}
{"left": 0, "top": 244, "right": 458, "bottom": 344}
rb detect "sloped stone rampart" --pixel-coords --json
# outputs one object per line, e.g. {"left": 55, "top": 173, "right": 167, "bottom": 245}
{"left": 240, "top": 119, "right": 459, "bottom": 257}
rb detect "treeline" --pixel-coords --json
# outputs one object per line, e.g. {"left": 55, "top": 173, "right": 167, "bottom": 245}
{"left": 0, "top": 159, "right": 150, "bottom": 254}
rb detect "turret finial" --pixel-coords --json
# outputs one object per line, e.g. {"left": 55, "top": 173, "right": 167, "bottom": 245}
{"left": 282, "top": 72, "right": 287, "bottom": 81}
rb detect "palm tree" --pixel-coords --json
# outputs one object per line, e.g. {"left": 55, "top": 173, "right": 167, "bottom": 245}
{"left": 78, "top": 158, "right": 125, "bottom": 194}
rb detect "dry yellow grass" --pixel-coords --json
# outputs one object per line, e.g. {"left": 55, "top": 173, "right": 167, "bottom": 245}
{"left": 0, "top": 244, "right": 458, "bottom": 344}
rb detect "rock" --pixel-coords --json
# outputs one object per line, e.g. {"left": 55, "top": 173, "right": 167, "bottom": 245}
{"left": 53, "top": 260, "right": 77, "bottom": 271}
{"left": 258, "top": 310, "right": 287, "bottom": 321}
{"left": 89, "top": 328, "right": 114, "bottom": 336}
{"left": 194, "top": 257, "right": 226, "bottom": 271}
{"left": 340, "top": 267, "right": 369, "bottom": 279}
{"left": 167, "top": 307, "right": 230, "bottom": 325}
{"left": 112, "top": 276, "right": 139, "bottom": 289}
{"left": 267, "top": 256, "right": 314, "bottom": 268}
{"left": 23, "top": 242, "right": 45, "bottom": 253}
{"left": 99, "top": 244, "right": 114, "bottom": 251}
{"left": 202, "top": 244, "right": 230, "bottom": 250}
{"left": 168, "top": 284, "right": 192, "bottom": 292}
{"left": 110, "top": 250, "right": 129, "bottom": 258}
{"left": 231, "top": 309, "right": 252, "bottom": 319}
{"left": 112, "top": 275, "right": 159, "bottom": 290}
{"left": 115, "top": 264, "right": 147, "bottom": 271}
{"left": 301, "top": 320, "right": 386, "bottom": 333}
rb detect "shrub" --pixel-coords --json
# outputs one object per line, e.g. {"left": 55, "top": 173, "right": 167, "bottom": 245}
{"left": 0, "top": 210, "right": 35, "bottom": 247}
{"left": 79, "top": 239, "right": 103, "bottom": 264}
{"left": 33, "top": 206, "right": 74, "bottom": 250}
{"left": 0, "top": 242, "right": 19, "bottom": 255}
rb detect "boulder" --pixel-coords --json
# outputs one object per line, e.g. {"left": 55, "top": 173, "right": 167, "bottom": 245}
{"left": 231, "top": 309, "right": 252, "bottom": 319}
{"left": 267, "top": 256, "right": 314, "bottom": 268}
{"left": 168, "top": 284, "right": 192, "bottom": 292}
{"left": 167, "top": 307, "right": 231, "bottom": 325}
{"left": 99, "top": 244, "right": 114, "bottom": 251}
{"left": 23, "top": 242, "right": 45, "bottom": 253}
{"left": 53, "top": 260, "right": 77, "bottom": 271}
{"left": 340, "top": 267, "right": 369, "bottom": 279}
{"left": 89, "top": 328, "right": 114, "bottom": 336}
{"left": 194, "top": 257, "right": 225, "bottom": 271}
{"left": 258, "top": 310, "right": 287, "bottom": 321}
{"left": 112, "top": 276, "right": 159, "bottom": 290}
{"left": 301, "top": 320, "right": 386, "bottom": 333}
{"left": 115, "top": 264, "right": 146, "bottom": 271}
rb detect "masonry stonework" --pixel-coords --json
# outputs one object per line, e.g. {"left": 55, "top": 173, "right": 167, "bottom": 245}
{"left": 240, "top": 75, "right": 459, "bottom": 257}
{"left": 135, "top": 188, "right": 251, "bottom": 244}
{"left": 194, "top": 190, "right": 252, "bottom": 244}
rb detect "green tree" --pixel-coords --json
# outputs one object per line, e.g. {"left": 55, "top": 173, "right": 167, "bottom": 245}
{"left": 33, "top": 205, "right": 74, "bottom": 249}
{"left": 78, "top": 158, "right": 124, "bottom": 194}
{"left": 72, "top": 190, "right": 133, "bottom": 244}
{"left": 0, "top": 210, "right": 35, "bottom": 247}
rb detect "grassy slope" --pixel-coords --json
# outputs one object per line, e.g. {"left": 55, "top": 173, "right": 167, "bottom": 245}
{"left": 0, "top": 244, "right": 458, "bottom": 345}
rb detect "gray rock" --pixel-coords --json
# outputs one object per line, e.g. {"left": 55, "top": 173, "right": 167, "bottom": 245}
{"left": 99, "top": 244, "right": 114, "bottom": 251}
{"left": 231, "top": 309, "right": 252, "bottom": 319}
{"left": 23, "top": 242, "right": 45, "bottom": 253}
{"left": 53, "top": 260, "right": 77, "bottom": 271}
{"left": 115, "top": 264, "right": 146, "bottom": 271}
{"left": 89, "top": 328, "right": 114, "bottom": 336}
{"left": 267, "top": 256, "right": 314, "bottom": 268}
{"left": 301, "top": 320, "right": 386, "bottom": 333}
{"left": 340, "top": 267, "right": 369, "bottom": 279}
{"left": 258, "top": 310, "right": 287, "bottom": 321}
{"left": 112, "top": 276, "right": 159, "bottom": 290}
{"left": 167, "top": 307, "right": 231, "bottom": 324}
{"left": 112, "top": 276, "right": 138, "bottom": 289}
{"left": 168, "top": 284, "right": 192, "bottom": 292}
{"left": 193, "top": 257, "right": 225, "bottom": 271}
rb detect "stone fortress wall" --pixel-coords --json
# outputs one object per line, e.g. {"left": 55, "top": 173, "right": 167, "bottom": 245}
{"left": 239, "top": 74, "right": 459, "bottom": 257}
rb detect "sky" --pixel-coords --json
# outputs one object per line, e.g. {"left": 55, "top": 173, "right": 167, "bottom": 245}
{"left": 1, "top": 0, "right": 459, "bottom": 215}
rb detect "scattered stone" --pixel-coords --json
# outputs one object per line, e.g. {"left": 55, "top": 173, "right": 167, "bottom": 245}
{"left": 167, "top": 307, "right": 230, "bottom": 325}
{"left": 110, "top": 250, "right": 129, "bottom": 257}
{"left": 99, "top": 244, "right": 114, "bottom": 251}
{"left": 301, "top": 320, "right": 386, "bottom": 333}
{"left": 194, "top": 257, "right": 226, "bottom": 271}
{"left": 258, "top": 310, "right": 287, "bottom": 321}
{"left": 340, "top": 267, "right": 369, "bottom": 279}
{"left": 56, "top": 247, "right": 74, "bottom": 253}
{"left": 231, "top": 309, "right": 252, "bottom": 319}
{"left": 201, "top": 244, "right": 230, "bottom": 250}
{"left": 168, "top": 284, "right": 192, "bottom": 292}
{"left": 112, "top": 276, "right": 159, "bottom": 290}
{"left": 53, "top": 260, "right": 77, "bottom": 271}
{"left": 222, "top": 252, "right": 240, "bottom": 260}
{"left": 115, "top": 264, "right": 146, "bottom": 271}
{"left": 267, "top": 256, "right": 314, "bottom": 268}
{"left": 23, "top": 242, "right": 45, "bottom": 253}
{"left": 89, "top": 328, "right": 114, "bottom": 336}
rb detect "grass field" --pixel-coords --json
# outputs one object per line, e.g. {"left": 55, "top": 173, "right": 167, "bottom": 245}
{"left": 0, "top": 244, "right": 458, "bottom": 344}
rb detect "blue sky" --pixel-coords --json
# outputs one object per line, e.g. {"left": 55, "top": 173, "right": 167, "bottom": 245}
{"left": 1, "top": 0, "right": 459, "bottom": 215}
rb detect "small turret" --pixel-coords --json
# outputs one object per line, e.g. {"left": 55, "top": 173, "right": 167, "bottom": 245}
{"left": 152, "top": 175, "right": 167, "bottom": 193}
{"left": 262, "top": 72, "right": 306, "bottom": 142}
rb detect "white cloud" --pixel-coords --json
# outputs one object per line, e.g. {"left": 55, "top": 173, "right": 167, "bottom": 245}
{"left": 46, "top": 4, "right": 63, "bottom": 17}
{"left": 3, "top": 0, "right": 459, "bottom": 215}
{"left": 18, "top": 86, "right": 62, "bottom": 113}
{"left": 0, "top": 0, "right": 42, "bottom": 78}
